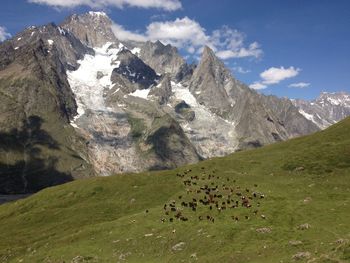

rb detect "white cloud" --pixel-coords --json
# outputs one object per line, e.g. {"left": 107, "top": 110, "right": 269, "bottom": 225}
{"left": 250, "top": 66, "right": 300, "bottom": 90}
{"left": 288, "top": 82, "right": 310, "bottom": 88}
{"left": 28, "top": 0, "right": 182, "bottom": 11}
{"left": 232, "top": 66, "right": 250, "bottom": 74}
{"left": 146, "top": 17, "right": 209, "bottom": 47}
{"left": 211, "top": 26, "right": 262, "bottom": 59}
{"left": 0, "top": 26, "right": 11, "bottom": 42}
{"left": 249, "top": 82, "right": 267, "bottom": 90}
{"left": 111, "top": 17, "right": 262, "bottom": 60}
{"left": 260, "top": 66, "right": 300, "bottom": 85}
{"left": 111, "top": 24, "right": 147, "bottom": 42}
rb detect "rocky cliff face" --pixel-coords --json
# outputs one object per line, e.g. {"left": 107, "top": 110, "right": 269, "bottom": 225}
{"left": 61, "top": 11, "right": 118, "bottom": 48}
{"left": 138, "top": 40, "right": 186, "bottom": 77}
{"left": 0, "top": 23, "right": 95, "bottom": 193}
{"left": 2, "top": 11, "right": 345, "bottom": 193}
{"left": 187, "top": 46, "right": 318, "bottom": 149}
{"left": 292, "top": 92, "right": 350, "bottom": 129}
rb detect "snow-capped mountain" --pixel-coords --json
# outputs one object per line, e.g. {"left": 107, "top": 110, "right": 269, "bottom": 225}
{"left": 2, "top": 11, "right": 346, "bottom": 193}
{"left": 292, "top": 92, "right": 350, "bottom": 129}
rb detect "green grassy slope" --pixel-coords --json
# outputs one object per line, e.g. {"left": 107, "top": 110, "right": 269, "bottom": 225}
{"left": 0, "top": 118, "right": 350, "bottom": 262}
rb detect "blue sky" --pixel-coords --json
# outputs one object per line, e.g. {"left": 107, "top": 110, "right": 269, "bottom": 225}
{"left": 1, "top": 0, "right": 349, "bottom": 100}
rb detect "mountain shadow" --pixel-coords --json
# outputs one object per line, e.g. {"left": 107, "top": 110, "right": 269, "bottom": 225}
{"left": 0, "top": 115, "right": 73, "bottom": 194}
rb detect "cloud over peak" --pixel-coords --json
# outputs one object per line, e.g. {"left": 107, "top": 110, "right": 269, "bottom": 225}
{"left": 112, "top": 17, "right": 262, "bottom": 60}
{"left": 0, "top": 26, "right": 11, "bottom": 42}
{"left": 28, "top": 0, "right": 182, "bottom": 11}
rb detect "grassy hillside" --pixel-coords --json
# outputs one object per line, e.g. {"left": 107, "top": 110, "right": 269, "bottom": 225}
{"left": 0, "top": 118, "right": 349, "bottom": 262}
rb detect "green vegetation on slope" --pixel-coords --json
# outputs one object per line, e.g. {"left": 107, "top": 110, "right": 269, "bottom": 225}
{"left": 0, "top": 118, "right": 350, "bottom": 262}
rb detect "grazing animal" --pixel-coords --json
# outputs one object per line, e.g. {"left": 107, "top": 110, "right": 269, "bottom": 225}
{"left": 170, "top": 218, "right": 173, "bottom": 222}
{"left": 175, "top": 212, "right": 182, "bottom": 219}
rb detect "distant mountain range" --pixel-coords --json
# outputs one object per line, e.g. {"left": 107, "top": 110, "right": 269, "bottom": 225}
{"left": 0, "top": 11, "right": 348, "bottom": 193}
{"left": 292, "top": 92, "right": 350, "bottom": 129}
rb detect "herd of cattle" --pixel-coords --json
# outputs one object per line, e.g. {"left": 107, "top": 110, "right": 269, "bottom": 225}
{"left": 160, "top": 167, "right": 266, "bottom": 223}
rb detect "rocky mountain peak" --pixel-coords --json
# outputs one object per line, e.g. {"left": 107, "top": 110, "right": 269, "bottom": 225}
{"left": 317, "top": 91, "right": 350, "bottom": 107}
{"left": 139, "top": 40, "right": 185, "bottom": 77}
{"left": 292, "top": 91, "right": 350, "bottom": 129}
{"left": 111, "top": 49, "right": 158, "bottom": 89}
{"left": 61, "top": 11, "right": 118, "bottom": 48}
{"left": 201, "top": 45, "right": 217, "bottom": 60}
{"left": 189, "top": 45, "right": 234, "bottom": 116}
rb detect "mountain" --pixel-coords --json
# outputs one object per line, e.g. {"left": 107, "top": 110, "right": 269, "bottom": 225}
{"left": 0, "top": 117, "right": 349, "bottom": 262}
{"left": 0, "top": 23, "right": 95, "bottom": 194}
{"left": 292, "top": 92, "right": 350, "bottom": 129}
{"left": 0, "top": 11, "right": 343, "bottom": 193}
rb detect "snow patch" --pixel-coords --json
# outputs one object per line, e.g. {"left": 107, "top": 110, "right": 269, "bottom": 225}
{"left": 57, "top": 27, "right": 66, "bottom": 35}
{"left": 171, "top": 82, "right": 238, "bottom": 158}
{"left": 130, "top": 89, "right": 150, "bottom": 99}
{"left": 67, "top": 42, "right": 122, "bottom": 125}
{"left": 88, "top": 11, "right": 107, "bottom": 17}
{"left": 131, "top": 47, "right": 141, "bottom": 56}
{"left": 171, "top": 81, "right": 198, "bottom": 107}
{"left": 299, "top": 109, "right": 316, "bottom": 123}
